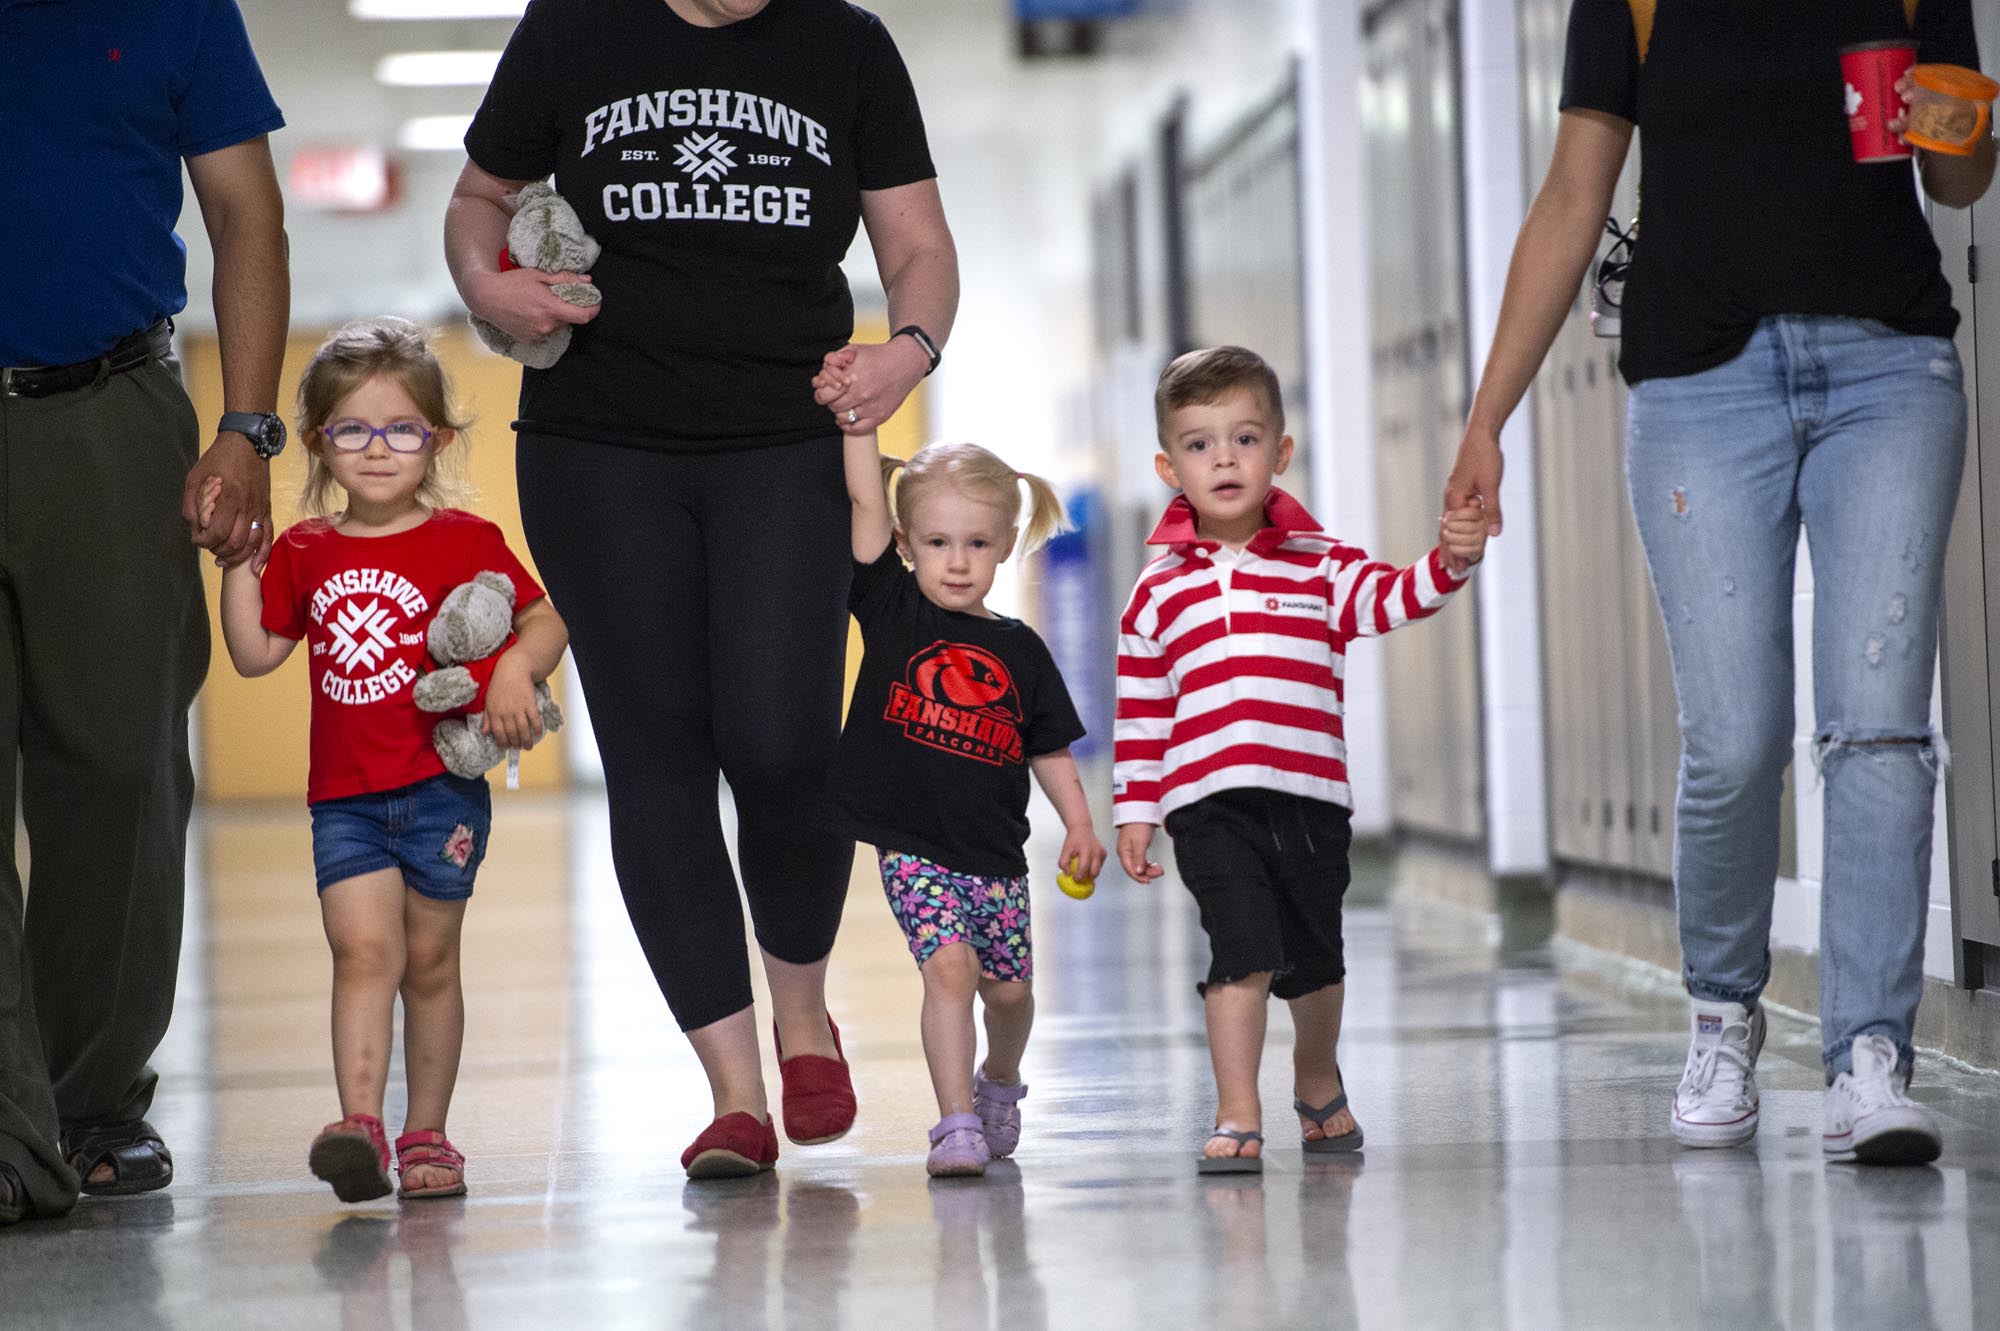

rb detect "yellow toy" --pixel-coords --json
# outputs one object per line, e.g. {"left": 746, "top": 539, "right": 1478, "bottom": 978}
{"left": 1057, "top": 855, "right": 1095, "bottom": 900}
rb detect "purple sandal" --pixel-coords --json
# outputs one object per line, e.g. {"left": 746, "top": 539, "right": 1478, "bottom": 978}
{"left": 926, "top": 1113, "right": 988, "bottom": 1178}
{"left": 973, "top": 1070, "right": 1028, "bottom": 1158}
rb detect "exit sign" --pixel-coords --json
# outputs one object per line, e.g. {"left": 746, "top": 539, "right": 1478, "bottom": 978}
{"left": 288, "top": 146, "right": 400, "bottom": 213}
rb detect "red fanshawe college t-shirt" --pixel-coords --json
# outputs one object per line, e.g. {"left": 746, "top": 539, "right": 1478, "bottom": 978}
{"left": 260, "top": 509, "right": 545, "bottom": 804}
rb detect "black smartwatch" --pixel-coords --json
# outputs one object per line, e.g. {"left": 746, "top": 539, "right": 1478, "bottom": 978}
{"left": 893, "top": 325, "right": 941, "bottom": 376}
{"left": 219, "top": 410, "right": 287, "bottom": 460}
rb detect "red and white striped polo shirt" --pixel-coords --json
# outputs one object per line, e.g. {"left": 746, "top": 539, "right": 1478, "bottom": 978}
{"left": 1113, "top": 489, "right": 1468, "bottom": 826}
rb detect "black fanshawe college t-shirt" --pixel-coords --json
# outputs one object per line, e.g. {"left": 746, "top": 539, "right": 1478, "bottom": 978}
{"left": 828, "top": 543, "right": 1087, "bottom": 879}
{"left": 1561, "top": 0, "right": 1981, "bottom": 385}
{"left": 465, "top": 0, "right": 935, "bottom": 450}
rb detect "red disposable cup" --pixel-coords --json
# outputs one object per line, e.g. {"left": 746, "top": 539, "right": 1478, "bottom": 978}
{"left": 1841, "top": 41, "right": 1917, "bottom": 163}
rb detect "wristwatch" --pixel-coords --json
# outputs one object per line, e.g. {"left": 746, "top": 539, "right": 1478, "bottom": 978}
{"left": 219, "top": 410, "right": 287, "bottom": 460}
{"left": 893, "top": 325, "right": 941, "bottom": 376}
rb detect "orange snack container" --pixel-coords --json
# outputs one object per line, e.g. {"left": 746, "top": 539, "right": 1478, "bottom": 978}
{"left": 1905, "top": 64, "right": 1999, "bottom": 155}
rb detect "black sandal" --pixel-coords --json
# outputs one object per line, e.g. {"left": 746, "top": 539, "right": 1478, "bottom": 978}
{"left": 1, "top": 1161, "right": 25, "bottom": 1224}
{"left": 61, "top": 1119, "right": 173, "bottom": 1197}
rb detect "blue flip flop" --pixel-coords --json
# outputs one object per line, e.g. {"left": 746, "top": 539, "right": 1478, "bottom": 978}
{"left": 1197, "top": 1128, "right": 1264, "bottom": 1174}
{"left": 1296, "top": 1091, "right": 1364, "bottom": 1154}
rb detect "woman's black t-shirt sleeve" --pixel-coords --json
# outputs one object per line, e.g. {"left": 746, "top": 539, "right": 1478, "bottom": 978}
{"left": 1914, "top": 0, "right": 1980, "bottom": 65}
{"left": 1559, "top": 0, "right": 1638, "bottom": 121}
{"left": 464, "top": 0, "right": 561, "bottom": 182}
{"left": 853, "top": 14, "right": 935, "bottom": 190}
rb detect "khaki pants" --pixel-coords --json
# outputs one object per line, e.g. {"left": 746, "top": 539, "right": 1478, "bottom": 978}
{"left": 0, "top": 356, "right": 207, "bottom": 1216}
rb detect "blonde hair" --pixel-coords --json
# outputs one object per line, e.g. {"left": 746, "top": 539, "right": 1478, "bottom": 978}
{"left": 881, "top": 442, "right": 1070, "bottom": 555}
{"left": 295, "top": 317, "right": 470, "bottom": 516}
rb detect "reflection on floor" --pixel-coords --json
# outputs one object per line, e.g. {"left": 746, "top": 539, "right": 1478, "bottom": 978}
{"left": 7, "top": 792, "right": 2000, "bottom": 1330}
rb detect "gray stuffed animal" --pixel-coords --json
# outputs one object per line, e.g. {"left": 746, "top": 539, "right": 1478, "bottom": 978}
{"left": 413, "top": 571, "right": 564, "bottom": 779}
{"left": 469, "top": 180, "right": 602, "bottom": 370}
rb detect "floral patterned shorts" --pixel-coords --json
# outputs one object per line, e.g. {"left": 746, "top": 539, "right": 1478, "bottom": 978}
{"left": 878, "top": 851, "right": 1032, "bottom": 982}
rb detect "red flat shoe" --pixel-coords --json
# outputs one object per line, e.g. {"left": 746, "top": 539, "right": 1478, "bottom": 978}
{"left": 681, "top": 1112, "right": 778, "bottom": 1180}
{"left": 775, "top": 1016, "right": 857, "bottom": 1145}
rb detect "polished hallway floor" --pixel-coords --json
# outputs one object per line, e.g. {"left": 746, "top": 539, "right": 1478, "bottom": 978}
{"left": 8, "top": 791, "right": 2000, "bottom": 1331}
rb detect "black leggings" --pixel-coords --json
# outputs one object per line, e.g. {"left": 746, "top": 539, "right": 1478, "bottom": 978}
{"left": 518, "top": 432, "right": 853, "bottom": 1031}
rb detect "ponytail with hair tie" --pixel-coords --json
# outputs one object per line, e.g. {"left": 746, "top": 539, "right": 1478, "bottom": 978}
{"left": 887, "top": 442, "right": 1072, "bottom": 555}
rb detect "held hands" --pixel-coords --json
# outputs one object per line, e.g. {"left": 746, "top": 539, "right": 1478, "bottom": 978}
{"left": 1116, "top": 823, "right": 1165, "bottom": 884}
{"left": 1443, "top": 423, "right": 1505, "bottom": 545}
{"left": 465, "top": 267, "right": 600, "bottom": 346}
{"left": 481, "top": 652, "right": 546, "bottom": 749}
{"left": 1440, "top": 497, "right": 1490, "bottom": 577}
{"left": 184, "top": 436, "right": 271, "bottom": 571}
{"left": 811, "top": 337, "right": 928, "bottom": 435}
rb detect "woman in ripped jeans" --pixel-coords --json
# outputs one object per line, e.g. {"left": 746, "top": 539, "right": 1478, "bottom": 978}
{"left": 1445, "top": 0, "right": 1994, "bottom": 1163}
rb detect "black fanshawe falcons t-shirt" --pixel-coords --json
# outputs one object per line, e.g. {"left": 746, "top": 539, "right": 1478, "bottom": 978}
{"left": 1560, "top": 0, "right": 1980, "bottom": 385}
{"left": 827, "top": 542, "right": 1087, "bottom": 879}
{"left": 464, "top": 0, "right": 936, "bottom": 451}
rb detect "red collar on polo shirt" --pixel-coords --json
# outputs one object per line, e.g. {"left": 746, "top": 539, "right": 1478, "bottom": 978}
{"left": 1145, "top": 488, "right": 1323, "bottom": 557}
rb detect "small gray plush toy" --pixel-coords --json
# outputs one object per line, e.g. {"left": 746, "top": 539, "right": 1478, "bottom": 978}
{"left": 413, "top": 571, "right": 564, "bottom": 780}
{"left": 469, "top": 180, "right": 602, "bottom": 370}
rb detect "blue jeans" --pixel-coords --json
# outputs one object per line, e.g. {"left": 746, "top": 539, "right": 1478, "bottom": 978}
{"left": 1625, "top": 316, "right": 1966, "bottom": 1080}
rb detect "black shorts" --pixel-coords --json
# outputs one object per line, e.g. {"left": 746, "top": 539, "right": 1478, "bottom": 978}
{"left": 1164, "top": 788, "right": 1354, "bottom": 1000}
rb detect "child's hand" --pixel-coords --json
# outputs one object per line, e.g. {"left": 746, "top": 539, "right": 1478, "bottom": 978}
{"left": 812, "top": 346, "right": 859, "bottom": 398}
{"left": 1440, "top": 498, "right": 1489, "bottom": 576}
{"left": 198, "top": 475, "right": 223, "bottom": 528}
{"left": 481, "top": 653, "right": 545, "bottom": 749}
{"left": 1057, "top": 825, "right": 1107, "bottom": 886}
{"left": 1116, "top": 823, "right": 1165, "bottom": 884}
{"left": 200, "top": 477, "right": 226, "bottom": 564}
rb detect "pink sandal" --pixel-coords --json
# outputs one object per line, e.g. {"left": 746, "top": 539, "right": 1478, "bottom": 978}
{"left": 309, "top": 1113, "right": 393, "bottom": 1203}
{"left": 394, "top": 1130, "right": 467, "bottom": 1200}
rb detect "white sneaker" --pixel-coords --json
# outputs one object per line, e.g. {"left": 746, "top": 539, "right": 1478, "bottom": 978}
{"left": 1671, "top": 999, "right": 1766, "bottom": 1148}
{"left": 1823, "top": 1034, "right": 1941, "bottom": 1165}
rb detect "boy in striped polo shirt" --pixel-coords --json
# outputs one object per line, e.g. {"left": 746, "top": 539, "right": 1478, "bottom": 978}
{"left": 1113, "top": 346, "right": 1489, "bottom": 1173}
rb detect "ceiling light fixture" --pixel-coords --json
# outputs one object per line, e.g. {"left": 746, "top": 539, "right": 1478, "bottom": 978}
{"left": 396, "top": 114, "right": 475, "bottom": 151}
{"left": 375, "top": 50, "right": 502, "bottom": 86}
{"left": 350, "top": 1, "right": 525, "bottom": 20}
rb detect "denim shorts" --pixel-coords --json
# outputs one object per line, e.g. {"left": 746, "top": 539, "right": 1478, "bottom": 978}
{"left": 309, "top": 772, "right": 492, "bottom": 900}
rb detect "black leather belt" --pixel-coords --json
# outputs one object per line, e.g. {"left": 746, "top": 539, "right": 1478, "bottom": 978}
{"left": 1, "top": 321, "right": 174, "bottom": 399}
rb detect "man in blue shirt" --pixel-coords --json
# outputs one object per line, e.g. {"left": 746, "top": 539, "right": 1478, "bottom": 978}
{"left": 0, "top": 0, "right": 287, "bottom": 1222}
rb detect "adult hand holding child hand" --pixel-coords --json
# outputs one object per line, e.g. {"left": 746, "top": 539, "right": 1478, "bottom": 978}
{"left": 1440, "top": 498, "right": 1491, "bottom": 578}
{"left": 813, "top": 339, "right": 928, "bottom": 435}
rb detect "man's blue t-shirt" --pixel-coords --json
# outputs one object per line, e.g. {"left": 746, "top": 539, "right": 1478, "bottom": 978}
{"left": 0, "top": 0, "right": 284, "bottom": 366}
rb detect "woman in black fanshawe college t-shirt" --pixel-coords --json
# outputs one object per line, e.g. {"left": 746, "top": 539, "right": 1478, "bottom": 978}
{"left": 1445, "top": 0, "right": 1991, "bottom": 1168}
{"left": 446, "top": 0, "right": 959, "bottom": 1177}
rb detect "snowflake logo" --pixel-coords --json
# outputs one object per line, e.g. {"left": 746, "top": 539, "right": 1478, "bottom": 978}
{"left": 674, "top": 131, "right": 737, "bottom": 182}
{"left": 1845, "top": 82, "right": 1863, "bottom": 117}
{"left": 328, "top": 598, "right": 400, "bottom": 674}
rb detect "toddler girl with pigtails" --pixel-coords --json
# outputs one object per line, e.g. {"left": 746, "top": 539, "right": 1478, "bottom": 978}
{"left": 827, "top": 433, "right": 1106, "bottom": 1177}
